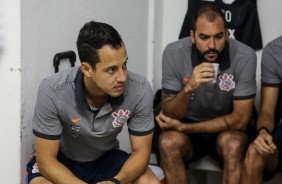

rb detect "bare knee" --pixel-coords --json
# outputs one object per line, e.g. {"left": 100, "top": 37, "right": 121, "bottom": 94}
{"left": 159, "top": 131, "right": 190, "bottom": 157}
{"left": 29, "top": 176, "right": 53, "bottom": 184}
{"left": 217, "top": 130, "right": 248, "bottom": 159}
{"left": 244, "top": 143, "right": 264, "bottom": 168}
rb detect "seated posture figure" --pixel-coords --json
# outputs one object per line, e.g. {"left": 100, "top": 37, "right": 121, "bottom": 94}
{"left": 241, "top": 35, "right": 282, "bottom": 184}
{"left": 26, "top": 21, "right": 159, "bottom": 184}
{"left": 156, "top": 4, "right": 257, "bottom": 184}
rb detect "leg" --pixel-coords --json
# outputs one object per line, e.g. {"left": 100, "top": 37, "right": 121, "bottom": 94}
{"left": 30, "top": 177, "right": 53, "bottom": 184}
{"left": 240, "top": 143, "right": 277, "bottom": 184}
{"left": 216, "top": 130, "right": 248, "bottom": 184}
{"left": 241, "top": 128, "right": 280, "bottom": 184}
{"left": 133, "top": 167, "right": 160, "bottom": 184}
{"left": 159, "top": 130, "right": 192, "bottom": 184}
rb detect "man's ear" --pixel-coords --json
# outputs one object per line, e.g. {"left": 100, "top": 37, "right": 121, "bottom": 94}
{"left": 80, "top": 62, "right": 92, "bottom": 77}
{"left": 190, "top": 30, "right": 195, "bottom": 44}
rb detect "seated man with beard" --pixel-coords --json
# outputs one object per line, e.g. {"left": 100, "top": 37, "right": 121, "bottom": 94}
{"left": 156, "top": 4, "right": 257, "bottom": 184}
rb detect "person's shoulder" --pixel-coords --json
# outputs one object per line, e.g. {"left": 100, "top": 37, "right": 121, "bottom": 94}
{"left": 127, "top": 71, "right": 149, "bottom": 85}
{"left": 126, "top": 71, "right": 152, "bottom": 93}
{"left": 165, "top": 37, "right": 192, "bottom": 52}
{"left": 264, "top": 35, "right": 282, "bottom": 51}
{"left": 41, "top": 67, "right": 79, "bottom": 89}
{"left": 228, "top": 38, "right": 255, "bottom": 55}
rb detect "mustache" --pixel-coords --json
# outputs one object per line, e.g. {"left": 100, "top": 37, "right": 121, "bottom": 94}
{"left": 203, "top": 49, "right": 220, "bottom": 56}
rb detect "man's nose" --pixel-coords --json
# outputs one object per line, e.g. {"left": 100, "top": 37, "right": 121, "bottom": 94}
{"left": 117, "top": 69, "right": 127, "bottom": 82}
{"left": 208, "top": 38, "right": 215, "bottom": 49}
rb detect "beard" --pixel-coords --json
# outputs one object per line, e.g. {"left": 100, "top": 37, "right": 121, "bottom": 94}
{"left": 199, "top": 48, "right": 220, "bottom": 62}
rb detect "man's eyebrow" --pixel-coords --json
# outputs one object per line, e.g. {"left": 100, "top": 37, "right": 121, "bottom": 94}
{"left": 199, "top": 33, "right": 209, "bottom": 37}
{"left": 199, "top": 32, "right": 224, "bottom": 37}
{"left": 214, "top": 32, "right": 224, "bottom": 36}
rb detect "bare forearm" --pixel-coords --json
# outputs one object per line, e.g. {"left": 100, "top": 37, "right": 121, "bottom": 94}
{"left": 162, "top": 89, "right": 191, "bottom": 119}
{"left": 179, "top": 114, "right": 248, "bottom": 133}
{"left": 256, "top": 113, "right": 275, "bottom": 132}
{"left": 38, "top": 159, "right": 86, "bottom": 184}
{"left": 114, "top": 152, "right": 150, "bottom": 183}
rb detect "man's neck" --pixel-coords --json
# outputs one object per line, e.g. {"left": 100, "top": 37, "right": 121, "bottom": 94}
{"left": 84, "top": 76, "right": 108, "bottom": 109}
{"left": 86, "top": 94, "right": 107, "bottom": 109}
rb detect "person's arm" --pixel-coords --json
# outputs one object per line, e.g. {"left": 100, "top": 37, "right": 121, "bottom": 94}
{"left": 253, "top": 87, "right": 279, "bottom": 155}
{"left": 35, "top": 136, "right": 87, "bottom": 184}
{"left": 162, "top": 62, "right": 215, "bottom": 119}
{"left": 256, "top": 87, "right": 278, "bottom": 132}
{"left": 157, "top": 97, "right": 254, "bottom": 133}
{"left": 113, "top": 132, "right": 153, "bottom": 183}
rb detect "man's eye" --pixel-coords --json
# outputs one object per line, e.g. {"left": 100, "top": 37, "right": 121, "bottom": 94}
{"left": 199, "top": 35, "right": 209, "bottom": 40}
{"left": 215, "top": 35, "right": 224, "bottom": 39}
{"left": 107, "top": 67, "right": 116, "bottom": 73}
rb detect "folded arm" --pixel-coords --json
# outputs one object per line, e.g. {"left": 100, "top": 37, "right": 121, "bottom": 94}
{"left": 157, "top": 98, "right": 254, "bottom": 133}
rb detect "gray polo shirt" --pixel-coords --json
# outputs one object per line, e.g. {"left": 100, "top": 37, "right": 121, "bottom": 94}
{"left": 162, "top": 37, "right": 257, "bottom": 121}
{"left": 33, "top": 67, "right": 154, "bottom": 162}
{"left": 261, "top": 35, "right": 282, "bottom": 87}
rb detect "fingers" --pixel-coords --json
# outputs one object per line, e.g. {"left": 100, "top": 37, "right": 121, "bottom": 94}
{"left": 269, "top": 143, "right": 277, "bottom": 151}
{"left": 190, "top": 62, "right": 215, "bottom": 84}
{"left": 156, "top": 112, "right": 177, "bottom": 130}
{"left": 254, "top": 135, "right": 276, "bottom": 155}
{"left": 155, "top": 112, "right": 168, "bottom": 129}
{"left": 254, "top": 141, "right": 273, "bottom": 155}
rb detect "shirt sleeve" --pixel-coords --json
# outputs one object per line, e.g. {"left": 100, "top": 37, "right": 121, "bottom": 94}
{"left": 261, "top": 42, "right": 282, "bottom": 87}
{"left": 127, "top": 79, "right": 155, "bottom": 136}
{"left": 162, "top": 45, "right": 184, "bottom": 94}
{"left": 233, "top": 50, "right": 257, "bottom": 99}
{"left": 32, "top": 79, "right": 62, "bottom": 140}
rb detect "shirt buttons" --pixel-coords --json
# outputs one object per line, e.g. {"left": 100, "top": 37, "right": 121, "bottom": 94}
{"left": 190, "top": 93, "right": 195, "bottom": 100}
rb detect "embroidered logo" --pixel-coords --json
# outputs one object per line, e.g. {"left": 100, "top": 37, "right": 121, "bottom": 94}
{"left": 32, "top": 163, "right": 40, "bottom": 174}
{"left": 112, "top": 109, "right": 130, "bottom": 128}
{"left": 71, "top": 118, "right": 81, "bottom": 123}
{"left": 218, "top": 73, "right": 235, "bottom": 91}
{"left": 67, "top": 118, "right": 82, "bottom": 137}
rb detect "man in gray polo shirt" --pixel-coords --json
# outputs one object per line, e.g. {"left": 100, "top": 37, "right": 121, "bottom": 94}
{"left": 156, "top": 4, "right": 257, "bottom": 184}
{"left": 26, "top": 21, "right": 159, "bottom": 184}
{"left": 241, "top": 35, "right": 282, "bottom": 183}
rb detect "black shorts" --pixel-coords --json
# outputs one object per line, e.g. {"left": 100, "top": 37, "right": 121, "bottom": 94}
{"left": 26, "top": 149, "right": 129, "bottom": 184}
{"left": 188, "top": 132, "right": 221, "bottom": 167}
{"left": 185, "top": 121, "right": 256, "bottom": 168}
{"left": 264, "top": 126, "right": 282, "bottom": 181}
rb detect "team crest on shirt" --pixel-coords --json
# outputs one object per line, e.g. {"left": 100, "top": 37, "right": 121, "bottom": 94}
{"left": 112, "top": 109, "right": 130, "bottom": 128}
{"left": 218, "top": 73, "right": 235, "bottom": 91}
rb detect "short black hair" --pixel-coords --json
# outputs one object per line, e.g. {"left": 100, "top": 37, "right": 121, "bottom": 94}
{"left": 76, "top": 21, "right": 123, "bottom": 69}
{"left": 191, "top": 4, "right": 227, "bottom": 32}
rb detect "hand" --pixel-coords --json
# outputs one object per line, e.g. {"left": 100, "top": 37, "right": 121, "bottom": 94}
{"left": 156, "top": 112, "right": 182, "bottom": 131}
{"left": 254, "top": 130, "right": 276, "bottom": 156}
{"left": 184, "top": 62, "right": 215, "bottom": 92}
